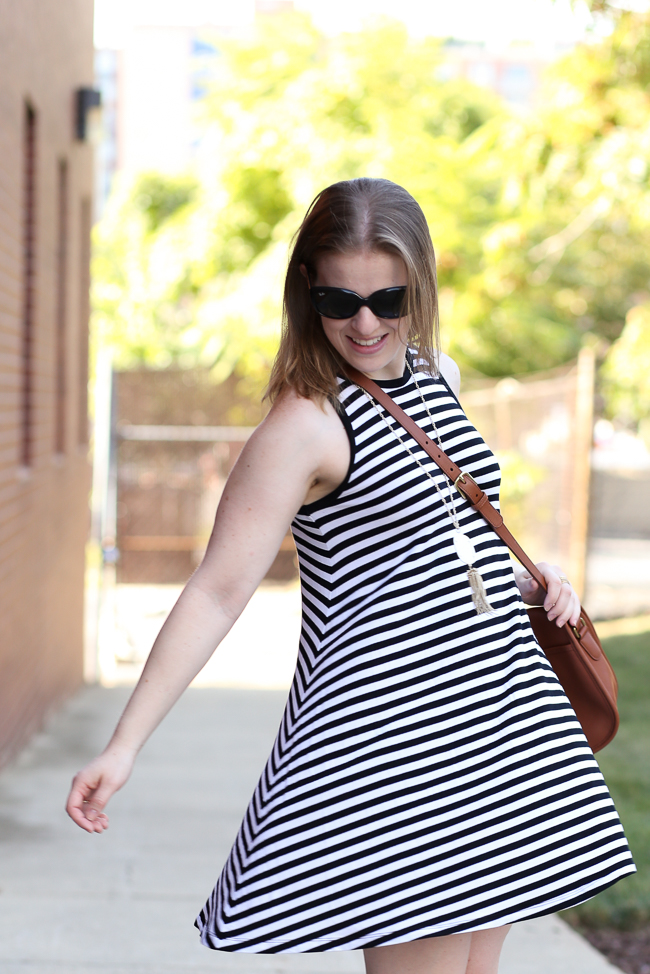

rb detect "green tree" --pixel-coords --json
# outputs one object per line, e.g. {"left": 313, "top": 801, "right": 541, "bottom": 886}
{"left": 441, "top": 8, "right": 650, "bottom": 377}
{"left": 93, "top": 8, "right": 650, "bottom": 422}
{"left": 601, "top": 303, "right": 650, "bottom": 427}
{"left": 93, "top": 13, "right": 504, "bottom": 387}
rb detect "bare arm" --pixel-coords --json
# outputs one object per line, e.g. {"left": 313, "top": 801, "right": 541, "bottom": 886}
{"left": 66, "top": 393, "right": 348, "bottom": 832}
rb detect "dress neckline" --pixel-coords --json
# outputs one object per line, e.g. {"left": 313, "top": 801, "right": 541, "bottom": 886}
{"left": 369, "top": 352, "right": 415, "bottom": 390}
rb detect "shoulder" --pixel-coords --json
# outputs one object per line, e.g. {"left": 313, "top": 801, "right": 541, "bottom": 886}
{"left": 438, "top": 353, "right": 461, "bottom": 398}
{"left": 244, "top": 389, "right": 345, "bottom": 464}
{"left": 263, "top": 388, "right": 342, "bottom": 439}
{"left": 230, "top": 389, "right": 349, "bottom": 505}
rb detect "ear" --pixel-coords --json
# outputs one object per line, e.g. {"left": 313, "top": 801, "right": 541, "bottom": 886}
{"left": 299, "top": 263, "right": 310, "bottom": 282}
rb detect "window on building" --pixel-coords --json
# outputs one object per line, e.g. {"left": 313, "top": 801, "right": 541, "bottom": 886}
{"left": 21, "top": 103, "right": 37, "bottom": 468}
{"left": 55, "top": 158, "right": 69, "bottom": 455}
{"left": 78, "top": 197, "right": 91, "bottom": 446}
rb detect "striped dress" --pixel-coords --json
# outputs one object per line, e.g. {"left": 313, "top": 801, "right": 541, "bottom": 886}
{"left": 196, "top": 359, "right": 635, "bottom": 953}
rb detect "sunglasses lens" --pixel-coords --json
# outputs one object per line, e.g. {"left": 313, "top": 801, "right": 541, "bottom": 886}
{"left": 311, "top": 289, "right": 359, "bottom": 319}
{"left": 310, "top": 286, "right": 407, "bottom": 319}
{"left": 370, "top": 288, "right": 407, "bottom": 319}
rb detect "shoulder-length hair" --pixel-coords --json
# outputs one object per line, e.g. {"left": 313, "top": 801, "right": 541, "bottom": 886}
{"left": 266, "top": 177, "right": 440, "bottom": 403}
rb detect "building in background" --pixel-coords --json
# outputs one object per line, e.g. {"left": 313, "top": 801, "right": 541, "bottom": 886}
{"left": 93, "top": 0, "right": 571, "bottom": 216}
{"left": 0, "top": 0, "right": 96, "bottom": 767}
{"left": 94, "top": 1, "right": 276, "bottom": 215}
{"left": 440, "top": 39, "right": 571, "bottom": 109}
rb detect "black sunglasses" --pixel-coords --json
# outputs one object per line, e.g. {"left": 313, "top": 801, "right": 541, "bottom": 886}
{"left": 309, "top": 285, "right": 407, "bottom": 320}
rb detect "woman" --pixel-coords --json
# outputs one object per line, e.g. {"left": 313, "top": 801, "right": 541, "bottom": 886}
{"left": 67, "top": 178, "right": 634, "bottom": 974}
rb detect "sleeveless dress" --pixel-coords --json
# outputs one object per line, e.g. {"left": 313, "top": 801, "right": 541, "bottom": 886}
{"left": 196, "top": 359, "right": 635, "bottom": 953}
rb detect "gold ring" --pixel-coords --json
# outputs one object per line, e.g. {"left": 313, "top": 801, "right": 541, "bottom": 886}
{"left": 559, "top": 574, "right": 570, "bottom": 585}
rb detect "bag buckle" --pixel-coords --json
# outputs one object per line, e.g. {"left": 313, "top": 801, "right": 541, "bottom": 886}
{"left": 454, "top": 471, "right": 477, "bottom": 501}
{"left": 571, "top": 617, "right": 586, "bottom": 641}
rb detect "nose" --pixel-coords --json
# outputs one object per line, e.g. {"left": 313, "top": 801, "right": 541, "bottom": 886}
{"left": 350, "top": 306, "right": 382, "bottom": 335}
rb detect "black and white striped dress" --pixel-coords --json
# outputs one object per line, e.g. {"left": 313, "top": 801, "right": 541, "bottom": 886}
{"left": 196, "top": 360, "right": 635, "bottom": 953}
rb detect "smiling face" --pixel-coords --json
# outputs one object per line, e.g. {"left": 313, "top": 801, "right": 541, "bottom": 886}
{"left": 310, "top": 250, "right": 410, "bottom": 380}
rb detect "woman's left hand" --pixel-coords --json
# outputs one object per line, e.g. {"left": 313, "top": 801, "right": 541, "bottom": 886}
{"left": 515, "top": 562, "right": 581, "bottom": 628}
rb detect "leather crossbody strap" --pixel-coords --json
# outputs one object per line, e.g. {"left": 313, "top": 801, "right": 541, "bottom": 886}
{"left": 344, "top": 365, "right": 549, "bottom": 593}
{"left": 343, "top": 366, "right": 620, "bottom": 754}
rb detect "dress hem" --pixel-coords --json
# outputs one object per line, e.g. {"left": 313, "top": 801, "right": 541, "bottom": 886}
{"left": 195, "top": 862, "right": 636, "bottom": 954}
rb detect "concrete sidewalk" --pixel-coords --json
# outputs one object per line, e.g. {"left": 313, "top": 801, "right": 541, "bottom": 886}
{"left": 0, "top": 686, "right": 622, "bottom": 974}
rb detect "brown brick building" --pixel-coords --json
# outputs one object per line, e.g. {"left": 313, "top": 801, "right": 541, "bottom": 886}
{"left": 0, "top": 0, "right": 95, "bottom": 766}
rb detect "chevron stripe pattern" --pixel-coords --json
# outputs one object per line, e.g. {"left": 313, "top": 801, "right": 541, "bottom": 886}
{"left": 196, "top": 361, "right": 635, "bottom": 953}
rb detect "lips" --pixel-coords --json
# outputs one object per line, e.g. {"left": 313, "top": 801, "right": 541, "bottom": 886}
{"left": 347, "top": 334, "right": 389, "bottom": 353}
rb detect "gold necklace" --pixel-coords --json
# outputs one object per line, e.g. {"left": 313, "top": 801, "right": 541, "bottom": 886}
{"left": 360, "top": 363, "right": 493, "bottom": 615}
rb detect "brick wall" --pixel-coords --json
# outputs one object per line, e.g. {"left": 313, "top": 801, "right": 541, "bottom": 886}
{"left": 0, "top": 0, "right": 94, "bottom": 767}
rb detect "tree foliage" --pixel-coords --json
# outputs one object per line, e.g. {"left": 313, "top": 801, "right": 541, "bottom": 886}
{"left": 601, "top": 303, "right": 650, "bottom": 425}
{"left": 93, "top": 9, "right": 650, "bottom": 422}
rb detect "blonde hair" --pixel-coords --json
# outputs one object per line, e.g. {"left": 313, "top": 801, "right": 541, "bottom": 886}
{"left": 266, "top": 178, "right": 440, "bottom": 403}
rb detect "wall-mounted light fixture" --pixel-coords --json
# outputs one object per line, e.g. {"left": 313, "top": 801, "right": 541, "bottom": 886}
{"left": 75, "top": 87, "right": 102, "bottom": 142}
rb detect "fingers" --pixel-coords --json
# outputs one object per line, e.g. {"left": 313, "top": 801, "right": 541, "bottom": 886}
{"left": 540, "top": 563, "right": 580, "bottom": 628}
{"left": 66, "top": 749, "right": 136, "bottom": 834}
{"left": 514, "top": 568, "right": 543, "bottom": 606}
{"left": 66, "top": 772, "right": 110, "bottom": 833}
{"left": 517, "top": 562, "right": 581, "bottom": 627}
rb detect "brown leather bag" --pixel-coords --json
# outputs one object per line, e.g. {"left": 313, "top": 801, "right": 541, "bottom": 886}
{"left": 346, "top": 365, "right": 619, "bottom": 753}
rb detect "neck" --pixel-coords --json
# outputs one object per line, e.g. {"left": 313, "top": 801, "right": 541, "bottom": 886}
{"left": 358, "top": 349, "right": 408, "bottom": 382}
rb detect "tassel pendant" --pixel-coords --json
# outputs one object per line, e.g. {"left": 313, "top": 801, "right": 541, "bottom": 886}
{"left": 467, "top": 566, "right": 493, "bottom": 615}
{"left": 452, "top": 530, "right": 494, "bottom": 614}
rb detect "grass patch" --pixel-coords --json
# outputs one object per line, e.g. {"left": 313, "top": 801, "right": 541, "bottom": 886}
{"left": 562, "top": 628, "right": 650, "bottom": 930}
